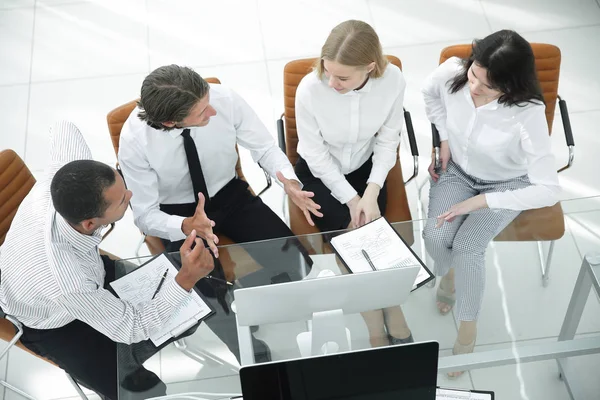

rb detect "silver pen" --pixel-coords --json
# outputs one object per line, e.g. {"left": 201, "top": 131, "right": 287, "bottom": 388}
{"left": 361, "top": 249, "right": 377, "bottom": 271}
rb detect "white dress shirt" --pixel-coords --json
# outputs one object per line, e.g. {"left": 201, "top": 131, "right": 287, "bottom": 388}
{"left": 118, "top": 84, "right": 298, "bottom": 242}
{"left": 422, "top": 57, "right": 561, "bottom": 210}
{"left": 0, "top": 121, "right": 191, "bottom": 344}
{"left": 295, "top": 63, "right": 406, "bottom": 204}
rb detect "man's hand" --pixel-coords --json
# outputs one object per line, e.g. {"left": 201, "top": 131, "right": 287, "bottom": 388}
{"left": 181, "top": 192, "right": 219, "bottom": 258}
{"left": 428, "top": 140, "right": 451, "bottom": 182}
{"left": 277, "top": 171, "right": 323, "bottom": 226}
{"left": 353, "top": 183, "right": 381, "bottom": 228}
{"left": 175, "top": 230, "right": 215, "bottom": 291}
{"left": 436, "top": 194, "right": 488, "bottom": 228}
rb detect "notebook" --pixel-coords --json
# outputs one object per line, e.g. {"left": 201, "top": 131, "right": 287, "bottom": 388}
{"left": 329, "top": 217, "right": 434, "bottom": 290}
{"left": 110, "top": 253, "right": 214, "bottom": 346}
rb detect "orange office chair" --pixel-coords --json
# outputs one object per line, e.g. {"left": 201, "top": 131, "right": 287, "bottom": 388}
{"left": 276, "top": 56, "right": 418, "bottom": 244}
{"left": 425, "top": 43, "right": 574, "bottom": 286}
{"left": 0, "top": 149, "right": 90, "bottom": 399}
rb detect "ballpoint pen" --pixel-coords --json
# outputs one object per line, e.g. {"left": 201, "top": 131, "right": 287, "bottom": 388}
{"left": 151, "top": 269, "right": 169, "bottom": 299}
{"left": 361, "top": 249, "right": 377, "bottom": 271}
{"left": 205, "top": 275, "right": 234, "bottom": 286}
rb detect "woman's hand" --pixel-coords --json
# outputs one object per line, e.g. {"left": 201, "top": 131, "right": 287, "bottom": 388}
{"left": 349, "top": 184, "right": 382, "bottom": 228}
{"left": 436, "top": 194, "right": 488, "bottom": 227}
{"left": 428, "top": 140, "right": 451, "bottom": 182}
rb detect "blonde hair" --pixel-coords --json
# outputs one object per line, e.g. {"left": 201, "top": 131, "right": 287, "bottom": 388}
{"left": 315, "top": 20, "right": 388, "bottom": 79}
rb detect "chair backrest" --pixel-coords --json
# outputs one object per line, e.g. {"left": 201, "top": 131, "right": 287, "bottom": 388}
{"left": 0, "top": 150, "right": 36, "bottom": 246}
{"left": 105, "top": 77, "right": 248, "bottom": 183}
{"left": 282, "top": 56, "right": 403, "bottom": 166}
{"left": 439, "top": 44, "right": 561, "bottom": 133}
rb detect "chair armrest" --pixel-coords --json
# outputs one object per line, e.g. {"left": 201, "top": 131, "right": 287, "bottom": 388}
{"left": 256, "top": 164, "right": 272, "bottom": 197}
{"left": 557, "top": 96, "right": 575, "bottom": 173}
{"left": 277, "top": 113, "right": 286, "bottom": 154}
{"left": 432, "top": 123, "right": 441, "bottom": 170}
{"left": 403, "top": 109, "right": 419, "bottom": 185}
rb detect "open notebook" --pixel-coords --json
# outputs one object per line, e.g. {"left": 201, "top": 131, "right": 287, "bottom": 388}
{"left": 110, "top": 253, "right": 214, "bottom": 346}
{"left": 330, "top": 217, "right": 434, "bottom": 290}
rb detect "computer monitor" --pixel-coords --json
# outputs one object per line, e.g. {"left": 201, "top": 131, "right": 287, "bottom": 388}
{"left": 239, "top": 341, "right": 439, "bottom": 400}
{"left": 234, "top": 266, "right": 420, "bottom": 362}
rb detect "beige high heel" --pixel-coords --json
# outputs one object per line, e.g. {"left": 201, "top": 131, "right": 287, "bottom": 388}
{"left": 448, "top": 338, "right": 476, "bottom": 379}
{"left": 436, "top": 278, "right": 455, "bottom": 315}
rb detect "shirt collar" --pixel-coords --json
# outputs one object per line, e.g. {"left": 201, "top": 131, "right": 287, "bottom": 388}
{"left": 168, "top": 127, "right": 185, "bottom": 139}
{"left": 146, "top": 121, "right": 185, "bottom": 139}
{"left": 462, "top": 85, "right": 500, "bottom": 110}
{"left": 55, "top": 212, "right": 102, "bottom": 251}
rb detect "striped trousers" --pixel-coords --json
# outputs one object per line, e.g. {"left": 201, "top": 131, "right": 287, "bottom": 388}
{"left": 423, "top": 161, "right": 530, "bottom": 321}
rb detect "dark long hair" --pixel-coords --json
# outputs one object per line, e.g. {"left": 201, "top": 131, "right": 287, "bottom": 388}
{"left": 449, "top": 30, "right": 545, "bottom": 107}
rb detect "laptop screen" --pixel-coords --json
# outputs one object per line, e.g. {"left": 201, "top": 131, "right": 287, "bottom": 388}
{"left": 239, "top": 342, "right": 439, "bottom": 400}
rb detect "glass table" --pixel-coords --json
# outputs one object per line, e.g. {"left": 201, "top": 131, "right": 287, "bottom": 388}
{"left": 115, "top": 195, "right": 600, "bottom": 399}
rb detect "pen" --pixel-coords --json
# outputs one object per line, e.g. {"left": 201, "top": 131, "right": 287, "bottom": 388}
{"left": 151, "top": 269, "right": 169, "bottom": 300}
{"left": 361, "top": 249, "right": 377, "bottom": 271}
{"left": 205, "top": 275, "right": 234, "bottom": 286}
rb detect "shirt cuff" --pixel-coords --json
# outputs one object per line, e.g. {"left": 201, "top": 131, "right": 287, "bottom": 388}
{"left": 278, "top": 166, "right": 304, "bottom": 190}
{"left": 438, "top": 126, "right": 449, "bottom": 141}
{"left": 155, "top": 279, "right": 192, "bottom": 318}
{"left": 367, "top": 163, "right": 389, "bottom": 190}
{"left": 484, "top": 192, "right": 501, "bottom": 209}
{"left": 167, "top": 215, "right": 187, "bottom": 242}
{"left": 331, "top": 180, "right": 358, "bottom": 204}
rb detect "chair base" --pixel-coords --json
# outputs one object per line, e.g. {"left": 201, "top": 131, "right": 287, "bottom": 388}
{"left": 0, "top": 372, "right": 87, "bottom": 400}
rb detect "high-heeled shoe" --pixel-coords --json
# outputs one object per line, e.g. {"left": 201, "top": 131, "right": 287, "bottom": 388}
{"left": 388, "top": 332, "right": 414, "bottom": 345}
{"left": 448, "top": 337, "right": 476, "bottom": 379}
{"left": 436, "top": 278, "right": 455, "bottom": 315}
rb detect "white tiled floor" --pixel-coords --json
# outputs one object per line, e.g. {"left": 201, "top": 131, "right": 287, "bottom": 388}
{"left": 1, "top": 0, "right": 600, "bottom": 399}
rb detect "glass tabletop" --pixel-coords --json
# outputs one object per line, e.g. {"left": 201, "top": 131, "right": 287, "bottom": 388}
{"left": 114, "top": 195, "right": 600, "bottom": 399}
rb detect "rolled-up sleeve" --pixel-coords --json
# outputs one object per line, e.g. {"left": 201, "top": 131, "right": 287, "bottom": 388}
{"left": 230, "top": 90, "right": 300, "bottom": 187}
{"left": 48, "top": 121, "right": 93, "bottom": 172}
{"left": 485, "top": 107, "right": 561, "bottom": 210}
{"left": 52, "top": 251, "right": 191, "bottom": 344}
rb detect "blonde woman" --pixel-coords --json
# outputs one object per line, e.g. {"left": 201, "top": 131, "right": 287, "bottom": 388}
{"left": 295, "top": 20, "right": 413, "bottom": 346}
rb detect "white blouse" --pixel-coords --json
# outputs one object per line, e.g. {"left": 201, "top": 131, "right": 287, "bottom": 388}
{"left": 295, "top": 63, "right": 406, "bottom": 204}
{"left": 422, "top": 57, "right": 560, "bottom": 210}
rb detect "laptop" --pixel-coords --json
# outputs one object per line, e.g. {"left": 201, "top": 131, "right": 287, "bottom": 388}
{"left": 239, "top": 341, "right": 439, "bottom": 400}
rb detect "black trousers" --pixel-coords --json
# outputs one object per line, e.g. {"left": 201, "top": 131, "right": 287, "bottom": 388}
{"left": 19, "top": 256, "right": 197, "bottom": 400}
{"left": 294, "top": 155, "right": 388, "bottom": 232}
{"left": 160, "top": 178, "right": 312, "bottom": 362}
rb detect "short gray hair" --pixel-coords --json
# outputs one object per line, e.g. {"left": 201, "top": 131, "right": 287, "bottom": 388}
{"left": 137, "top": 65, "right": 210, "bottom": 131}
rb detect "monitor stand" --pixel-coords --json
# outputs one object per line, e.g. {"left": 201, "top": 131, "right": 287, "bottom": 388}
{"left": 297, "top": 309, "right": 351, "bottom": 357}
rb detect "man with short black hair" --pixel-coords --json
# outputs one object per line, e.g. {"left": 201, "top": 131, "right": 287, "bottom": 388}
{"left": 0, "top": 121, "right": 215, "bottom": 399}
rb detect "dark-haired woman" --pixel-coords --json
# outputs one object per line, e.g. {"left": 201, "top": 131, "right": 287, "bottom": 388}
{"left": 421, "top": 30, "right": 560, "bottom": 377}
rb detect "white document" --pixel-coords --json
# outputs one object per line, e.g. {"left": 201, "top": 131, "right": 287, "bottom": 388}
{"left": 110, "top": 254, "right": 212, "bottom": 346}
{"left": 329, "top": 217, "right": 431, "bottom": 288}
{"left": 436, "top": 388, "right": 492, "bottom": 400}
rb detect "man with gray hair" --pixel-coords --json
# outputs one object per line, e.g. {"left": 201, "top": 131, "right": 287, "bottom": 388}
{"left": 118, "top": 65, "right": 320, "bottom": 362}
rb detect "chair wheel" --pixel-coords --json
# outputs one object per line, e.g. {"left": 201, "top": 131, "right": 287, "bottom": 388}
{"left": 559, "top": 372, "right": 563, "bottom": 380}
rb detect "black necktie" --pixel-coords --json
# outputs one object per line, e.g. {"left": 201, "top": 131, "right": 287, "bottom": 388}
{"left": 181, "top": 129, "right": 209, "bottom": 204}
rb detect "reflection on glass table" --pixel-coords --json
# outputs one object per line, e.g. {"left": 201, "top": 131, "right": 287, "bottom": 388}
{"left": 114, "top": 195, "right": 600, "bottom": 399}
